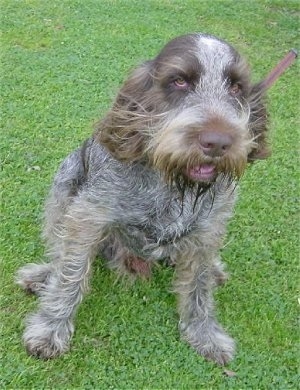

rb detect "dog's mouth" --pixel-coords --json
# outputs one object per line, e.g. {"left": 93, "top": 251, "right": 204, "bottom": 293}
{"left": 186, "top": 164, "right": 216, "bottom": 182}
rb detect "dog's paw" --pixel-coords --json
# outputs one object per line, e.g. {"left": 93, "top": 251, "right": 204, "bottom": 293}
{"left": 180, "top": 320, "right": 235, "bottom": 365}
{"left": 196, "top": 330, "right": 235, "bottom": 365}
{"left": 15, "top": 263, "right": 52, "bottom": 296}
{"left": 23, "top": 312, "right": 73, "bottom": 359}
{"left": 124, "top": 255, "right": 152, "bottom": 278}
{"left": 211, "top": 258, "right": 229, "bottom": 287}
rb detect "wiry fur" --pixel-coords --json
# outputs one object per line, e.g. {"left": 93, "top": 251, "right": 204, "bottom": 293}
{"left": 16, "top": 33, "right": 269, "bottom": 364}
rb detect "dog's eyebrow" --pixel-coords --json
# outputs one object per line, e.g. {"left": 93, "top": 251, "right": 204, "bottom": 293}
{"left": 223, "top": 58, "right": 250, "bottom": 86}
{"left": 155, "top": 54, "right": 202, "bottom": 84}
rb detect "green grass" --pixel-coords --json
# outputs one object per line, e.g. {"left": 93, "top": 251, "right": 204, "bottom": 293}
{"left": 1, "top": 0, "right": 299, "bottom": 388}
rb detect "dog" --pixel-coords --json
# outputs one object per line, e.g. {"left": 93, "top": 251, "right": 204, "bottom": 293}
{"left": 16, "top": 33, "right": 269, "bottom": 365}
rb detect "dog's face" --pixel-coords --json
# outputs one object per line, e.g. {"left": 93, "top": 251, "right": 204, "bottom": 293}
{"left": 97, "top": 33, "right": 269, "bottom": 186}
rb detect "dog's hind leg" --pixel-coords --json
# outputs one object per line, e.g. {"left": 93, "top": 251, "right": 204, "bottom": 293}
{"left": 16, "top": 147, "right": 88, "bottom": 296}
{"left": 18, "top": 139, "right": 94, "bottom": 286}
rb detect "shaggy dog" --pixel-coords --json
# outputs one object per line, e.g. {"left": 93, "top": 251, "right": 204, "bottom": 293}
{"left": 16, "top": 33, "right": 269, "bottom": 364}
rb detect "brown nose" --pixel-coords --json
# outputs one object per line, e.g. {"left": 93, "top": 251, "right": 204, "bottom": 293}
{"left": 199, "top": 131, "right": 233, "bottom": 157}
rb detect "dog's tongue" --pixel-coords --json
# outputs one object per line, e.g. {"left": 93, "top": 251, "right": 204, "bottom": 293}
{"left": 188, "top": 164, "right": 216, "bottom": 181}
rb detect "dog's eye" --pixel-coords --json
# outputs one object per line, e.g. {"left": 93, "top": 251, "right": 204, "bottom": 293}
{"left": 229, "top": 82, "right": 242, "bottom": 96}
{"left": 173, "top": 77, "right": 189, "bottom": 89}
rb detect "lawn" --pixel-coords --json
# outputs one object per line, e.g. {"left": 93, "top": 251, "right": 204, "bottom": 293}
{"left": 1, "top": 0, "right": 299, "bottom": 389}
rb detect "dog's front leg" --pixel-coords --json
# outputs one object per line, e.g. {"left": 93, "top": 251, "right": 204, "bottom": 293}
{"left": 174, "top": 233, "right": 235, "bottom": 365}
{"left": 23, "top": 200, "right": 108, "bottom": 359}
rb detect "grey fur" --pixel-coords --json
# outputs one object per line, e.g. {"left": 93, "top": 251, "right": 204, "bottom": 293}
{"left": 16, "top": 33, "right": 269, "bottom": 364}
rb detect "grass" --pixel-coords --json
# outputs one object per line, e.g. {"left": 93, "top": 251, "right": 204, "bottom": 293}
{"left": 1, "top": 0, "right": 299, "bottom": 388}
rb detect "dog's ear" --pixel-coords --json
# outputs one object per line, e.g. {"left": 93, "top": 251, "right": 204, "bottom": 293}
{"left": 95, "top": 61, "right": 154, "bottom": 162}
{"left": 247, "top": 82, "right": 271, "bottom": 162}
{"left": 115, "top": 60, "right": 154, "bottom": 107}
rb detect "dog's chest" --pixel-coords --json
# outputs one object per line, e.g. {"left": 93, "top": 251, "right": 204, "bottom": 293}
{"left": 89, "top": 146, "right": 225, "bottom": 259}
{"left": 117, "top": 190, "right": 206, "bottom": 260}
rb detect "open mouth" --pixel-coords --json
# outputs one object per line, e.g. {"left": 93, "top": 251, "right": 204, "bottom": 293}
{"left": 186, "top": 164, "right": 216, "bottom": 182}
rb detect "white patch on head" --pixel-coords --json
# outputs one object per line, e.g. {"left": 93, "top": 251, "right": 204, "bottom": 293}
{"left": 199, "top": 36, "right": 223, "bottom": 49}
{"left": 193, "top": 34, "right": 234, "bottom": 92}
{"left": 197, "top": 35, "right": 233, "bottom": 66}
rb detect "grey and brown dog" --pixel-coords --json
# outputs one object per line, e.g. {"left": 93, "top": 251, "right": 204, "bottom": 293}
{"left": 16, "top": 33, "right": 269, "bottom": 364}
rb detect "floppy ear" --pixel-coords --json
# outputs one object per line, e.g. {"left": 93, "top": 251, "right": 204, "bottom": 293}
{"left": 94, "top": 61, "right": 154, "bottom": 162}
{"left": 247, "top": 82, "right": 271, "bottom": 162}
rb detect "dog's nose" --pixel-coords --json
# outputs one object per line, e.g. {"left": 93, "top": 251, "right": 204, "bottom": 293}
{"left": 199, "top": 131, "right": 233, "bottom": 157}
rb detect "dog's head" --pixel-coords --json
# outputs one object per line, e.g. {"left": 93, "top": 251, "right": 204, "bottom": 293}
{"left": 96, "top": 33, "right": 270, "bottom": 187}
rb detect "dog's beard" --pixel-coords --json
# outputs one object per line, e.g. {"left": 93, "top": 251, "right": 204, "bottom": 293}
{"left": 170, "top": 170, "right": 236, "bottom": 212}
{"left": 174, "top": 173, "right": 211, "bottom": 198}
{"left": 171, "top": 172, "right": 212, "bottom": 212}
